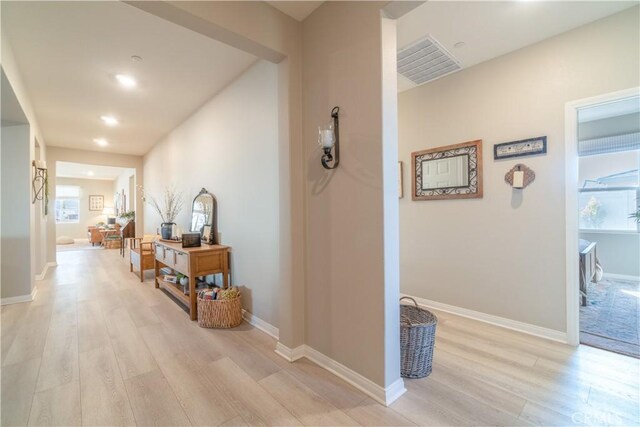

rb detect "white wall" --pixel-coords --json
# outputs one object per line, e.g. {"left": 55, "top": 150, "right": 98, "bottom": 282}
{"left": 398, "top": 7, "right": 640, "bottom": 333}
{"left": 1, "top": 125, "right": 32, "bottom": 299}
{"left": 2, "top": 22, "right": 49, "bottom": 293}
{"left": 55, "top": 177, "right": 115, "bottom": 239}
{"left": 33, "top": 142, "right": 45, "bottom": 277}
{"left": 113, "top": 168, "right": 135, "bottom": 214}
{"left": 143, "top": 60, "right": 281, "bottom": 327}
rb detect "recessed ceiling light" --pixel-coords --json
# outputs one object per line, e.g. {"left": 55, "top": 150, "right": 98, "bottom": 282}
{"left": 131, "top": 55, "right": 142, "bottom": 62}
{"left": 87, "top": 171, "right": 95, "bottom": 176}
{"left": 454, "top": 42, "right": 466, "bottom": 49}
{"left": 115, "top": 74, "right": 137, "bottom": 88}
{"left": 100, "top": 115, "right": 118, "bottom": 126}
{"left": 93, "top": 138, "right": 109, "bottom": 147}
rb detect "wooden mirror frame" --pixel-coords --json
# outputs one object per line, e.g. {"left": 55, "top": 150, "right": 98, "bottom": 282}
{"left": 411, "top": 139, "right": 483, "bottom": 201}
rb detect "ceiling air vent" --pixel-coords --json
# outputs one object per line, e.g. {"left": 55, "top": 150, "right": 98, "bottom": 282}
{"left": 397, "top": 36, "right": 461, "bottom": 85}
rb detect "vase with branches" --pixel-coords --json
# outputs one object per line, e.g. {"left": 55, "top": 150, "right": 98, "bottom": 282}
{"left": 142, "top": 186, "right": 185, "bottom": 239}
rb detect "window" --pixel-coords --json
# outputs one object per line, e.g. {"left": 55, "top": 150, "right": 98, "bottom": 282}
{"left": 579, "top": 189, "right": 638, "bottom": 231}
{"left": 578, "top": 151, "right": 639, "bottom": 232}
{"left": 55, "top": 185, "right": 80, "bottom": 224}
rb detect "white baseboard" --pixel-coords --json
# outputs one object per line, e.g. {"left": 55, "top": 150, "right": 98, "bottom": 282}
{"left": 1, "top": 286, "right": 38, "bottom": 306}
{"left": 274, "top": 342, "right": 305, "bottom": 362}
{"left": 384, "top": 378, "right": 408, "bottom": 406}
{"left": 241, "top": 309, "right": 279, "bottom": 340}
{"left": 603, "top": 273, "right": 640, "bottom": 282}
{"left": 35, "top": 262, "right": 57, "bottom": 281}
{"left": 401, "top": 293, "right": 568, "bottom": 344}
{"left": 274, "top": 343, "right": 406, "bottom": 406}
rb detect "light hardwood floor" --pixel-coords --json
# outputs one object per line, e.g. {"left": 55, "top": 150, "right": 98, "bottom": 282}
{"left": 2, "top": 249, "right": 639, "bottom": 426}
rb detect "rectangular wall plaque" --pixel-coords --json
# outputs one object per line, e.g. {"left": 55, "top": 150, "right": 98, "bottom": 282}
{"left": 89, "top": 195, "right": 104, "bottom": 211}
{"left": 493, "top": 136, "right": 547, "bottom": 160}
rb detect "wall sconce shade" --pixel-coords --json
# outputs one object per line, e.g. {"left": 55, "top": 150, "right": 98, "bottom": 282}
{"left": 318, "top": 106, "right": 340, "bottom": 169}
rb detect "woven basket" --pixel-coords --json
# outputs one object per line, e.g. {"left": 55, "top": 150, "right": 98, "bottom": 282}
{"left": 400, "top": 296, "right": 437, "bottom": 379}
{"left": 104, "top": 239, "right": 121, "bottom": 249}
{"left": 197, "top": 293, "right": 242, "bottom": 329}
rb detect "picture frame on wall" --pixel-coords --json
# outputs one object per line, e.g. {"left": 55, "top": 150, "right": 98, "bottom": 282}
{"left": 493, "top": 136, "right": 547, "bottom": 160}
{"left": 202, "top": 225, "right": 211, "bottom": 243}
{"left": 89, "top": 195, "right": 104, "bottom": 211}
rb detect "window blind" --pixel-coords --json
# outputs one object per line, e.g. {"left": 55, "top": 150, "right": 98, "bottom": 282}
{"left": 56, "top": 185, "right": 80, "bottom": 198}
{"left": 578, "top": 132, "right": 640, "bottom": 156}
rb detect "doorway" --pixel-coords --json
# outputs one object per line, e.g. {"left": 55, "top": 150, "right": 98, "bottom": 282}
{"left": 54, "top": 161, "right": 136, "bottom": 252}
{"left": 566, "top": 89, "right": 640, "bottom": 357}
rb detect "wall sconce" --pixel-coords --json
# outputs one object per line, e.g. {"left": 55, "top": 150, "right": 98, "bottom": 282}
{"left": 32, "top": 160, "right": 47, "bottom": 204}
{"left": 318, "top": 106, "right": 340, "bottom": 169}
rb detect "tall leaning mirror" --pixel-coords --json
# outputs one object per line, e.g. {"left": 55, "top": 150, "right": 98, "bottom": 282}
{"left": 190, "top": 188, "right": 218, "bottom": 244}
{"left": 412, "top": 139, "right": 483, "bottom": 200}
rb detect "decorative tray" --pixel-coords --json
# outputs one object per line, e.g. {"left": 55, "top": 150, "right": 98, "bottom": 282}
{"left": 159, "top": 238, "right": 182, "bottom": 243}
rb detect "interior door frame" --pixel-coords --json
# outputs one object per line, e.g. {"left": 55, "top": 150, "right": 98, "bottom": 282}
{"left": 564, "top": 86, "right": 640, "bottom": 346}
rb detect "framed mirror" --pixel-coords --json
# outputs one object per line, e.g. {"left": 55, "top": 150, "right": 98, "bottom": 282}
{"left": 412, "top": 139, "right": 483, "bottom": 200}
{"left": 190, "top": 188, "right": 218, "bottom": 244}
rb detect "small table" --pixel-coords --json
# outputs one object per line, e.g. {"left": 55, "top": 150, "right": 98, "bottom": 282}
{"left": 154, "top": 240, "right": 231, "bottom": 320}
{"left": 99, "top": 228, "right": 119, "bottom": 246}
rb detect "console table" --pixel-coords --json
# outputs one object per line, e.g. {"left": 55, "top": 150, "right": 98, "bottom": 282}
{"left": 154, "top": 240, "right": 230, "bottom": 320}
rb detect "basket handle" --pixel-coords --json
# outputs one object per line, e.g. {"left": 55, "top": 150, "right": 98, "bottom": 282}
{"left": 400, "top": 296, "right": 419, "bottom": 308}
{"left": 400, "top": 297, "right": 420, "bottom": 326}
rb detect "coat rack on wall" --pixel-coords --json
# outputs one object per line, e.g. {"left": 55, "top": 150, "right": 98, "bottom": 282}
{"left": 504, "top": 163, "right": 535, "bottom": 189}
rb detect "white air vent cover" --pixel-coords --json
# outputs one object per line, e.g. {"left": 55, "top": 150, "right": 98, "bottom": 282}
{"left": 397, "top": 36, "right": 461, "bottom": 85}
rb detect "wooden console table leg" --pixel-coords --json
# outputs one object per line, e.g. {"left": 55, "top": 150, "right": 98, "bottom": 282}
{"left": 189, "top": 273, "right": 197, "bottom": 321}
{"left": 223, "top": 252, "right": 229, "bottom": 289}
{"left": 154, "top": 260, "right": 160, "bottom": 289}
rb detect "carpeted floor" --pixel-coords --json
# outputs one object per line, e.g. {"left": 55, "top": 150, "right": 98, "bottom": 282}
{"left": 580, "top": 277, "right": 640, "bottom": 358}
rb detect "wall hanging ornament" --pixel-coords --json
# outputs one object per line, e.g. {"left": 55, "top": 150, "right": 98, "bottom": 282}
{"left": 505, "top": 163, "right": 535, "bottom": 189}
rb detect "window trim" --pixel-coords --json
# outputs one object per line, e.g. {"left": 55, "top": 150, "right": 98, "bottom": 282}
{"left": 579, "top": 229, "right": 639, "bottom": 235}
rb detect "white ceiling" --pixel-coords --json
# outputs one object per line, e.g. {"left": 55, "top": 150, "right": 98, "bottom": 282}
{"left": 266, "top": 1, "right": 324, "bottom": 21}
{"left": 397, "top": 1, "right": 638, "bottom": 92}
{"left": 57, "top": 161, "right": 134, "bottom": 181}
{"left": 1, "top": 1, "right": 257, "bottom": 155}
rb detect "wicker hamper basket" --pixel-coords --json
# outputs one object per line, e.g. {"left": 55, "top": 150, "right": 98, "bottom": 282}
{"left": 400, "top": 296, "right": 437, "bottom": 378}
{"left": 197, "top": 292, "right": 243, "bottom": 329}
